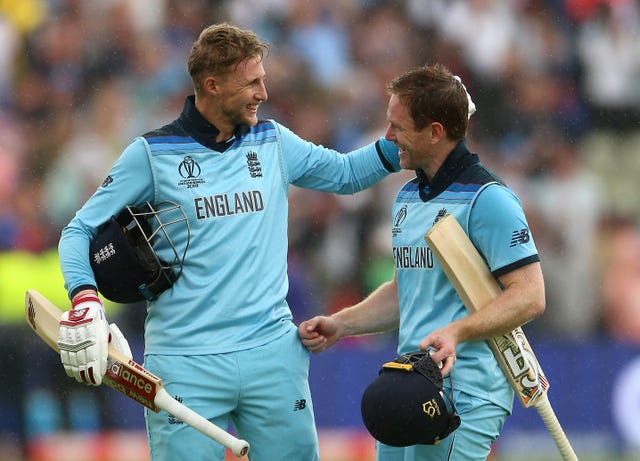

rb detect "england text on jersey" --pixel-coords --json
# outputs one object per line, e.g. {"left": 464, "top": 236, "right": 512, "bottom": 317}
{"left": 392, "top": 246, "right": 434, "bottom": 269}
{"left": 194, "top": 190, "right": 264, "bottom": 219}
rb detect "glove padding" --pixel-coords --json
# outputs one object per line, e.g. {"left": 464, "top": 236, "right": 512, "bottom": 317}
{"left": 107, "top": 322, "right": 133, "bottom": 361}
{"left": 58, "top": 292, "right": 110, "bottom": 386}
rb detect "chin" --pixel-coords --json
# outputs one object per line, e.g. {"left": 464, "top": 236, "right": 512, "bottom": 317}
{"left": 399, "top": 159, "right": 413, "bottom": 170}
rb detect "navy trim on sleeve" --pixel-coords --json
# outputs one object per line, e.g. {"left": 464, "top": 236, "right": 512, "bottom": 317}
{"left": 376, "top": 140, "right": 395, "bottom": 173}
{"left": 492, "top": 254, "right": 540, "bottom": 278}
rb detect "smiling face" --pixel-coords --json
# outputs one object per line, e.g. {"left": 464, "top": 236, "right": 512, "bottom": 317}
{"left": 188, "top": 24, "right": 270, "bottom": 141}
{"left": 384, "top": 65, "right": 470, "bottom": 179}
{"left": 207, "top": 56, "right": 268, "bottom": 139}
{"left": 385, "top": 93, "right": 434, "bottom": 172}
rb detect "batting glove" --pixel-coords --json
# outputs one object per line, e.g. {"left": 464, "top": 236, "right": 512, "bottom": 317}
{"left": 108, "top": 323, "right": 133, "bottom": 361}
{"left": 58, "top": 292, "right": 110, "bottom": 386}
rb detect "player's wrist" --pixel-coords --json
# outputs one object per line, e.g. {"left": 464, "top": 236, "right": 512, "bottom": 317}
{"left": 71, "top": 291, "right": 104, "bottom": 311}
{"left": 329, "top": 314, "right": 349, "bottom": 339}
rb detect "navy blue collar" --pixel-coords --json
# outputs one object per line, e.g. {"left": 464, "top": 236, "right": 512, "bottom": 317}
{"left": 416, "top": 140, "right": 479, "bottom": 201}
{"left": 177, "top": 95, "right": 251, "bottom": 152}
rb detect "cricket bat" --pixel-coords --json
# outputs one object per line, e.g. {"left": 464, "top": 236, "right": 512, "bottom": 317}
{"left": 425, "top": 214, "right": 578, "bottom": 461}
{"left": 25, "top": 289, "right": 250, "bottom": 458}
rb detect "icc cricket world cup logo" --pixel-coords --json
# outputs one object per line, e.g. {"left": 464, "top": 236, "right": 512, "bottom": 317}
{"left": 179, "top": 156, "right": 201, "bottom": 179}
{"left": 178, "top": 156, "right": 205, "bottom": 188}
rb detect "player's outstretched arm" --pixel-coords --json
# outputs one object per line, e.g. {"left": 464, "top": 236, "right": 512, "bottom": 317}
{"left": 298, "top": 273, "right": 400, "bottom": 353}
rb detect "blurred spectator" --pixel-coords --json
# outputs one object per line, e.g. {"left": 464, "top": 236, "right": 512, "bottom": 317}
{"left": 42, "top": 77, "right": 133, "bottom": 228}
{"left": 0, "top": 139, "right": 22, "bottom": 249}
{"left": 286, "top": 1, "right": 354, "bottom": 90}
{"left": 523, "top": 129, "right": 603, "bottom": 339}
{"left": 512, "top": 2, "right": 575, "bottom": 76}
{"left": 599, "top": 218, "right": 640, "bottom": 343}
{"left": 0, "top": 14, "right": 20, "bottom": 106}
{"left": 576, "top": 1, "right": 640, "bottom": 130}
{"left": 581, "top": 130, "right": 640, "bottom": 220}
{"left": 437, "top": 0, "right": 519, "bottom": 80}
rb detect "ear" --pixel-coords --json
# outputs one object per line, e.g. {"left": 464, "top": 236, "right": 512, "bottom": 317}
{"left": 429, "top": 122, "right": 446, "bottom": 143}
{"left": 203, "top": 76, "right": 219, "bottom": 95}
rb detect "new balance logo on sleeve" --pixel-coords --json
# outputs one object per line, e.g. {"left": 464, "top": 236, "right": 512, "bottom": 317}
{"left": 510, "top": 228, "right": 531, "bottom": 247}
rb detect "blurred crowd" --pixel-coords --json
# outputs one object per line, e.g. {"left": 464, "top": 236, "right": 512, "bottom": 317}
{"left": 1, "top": 0, "right": 640, "bottom": 455}
{"left": 1, "top": 0, "right": 640, "bottom": 393}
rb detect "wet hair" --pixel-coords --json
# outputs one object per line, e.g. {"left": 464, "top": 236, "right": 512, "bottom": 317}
{"left": 387, "top": 63, "right": 469, "bottom": 140}
{"left": 187, "top": 23, "right": 270, "bottom": 94}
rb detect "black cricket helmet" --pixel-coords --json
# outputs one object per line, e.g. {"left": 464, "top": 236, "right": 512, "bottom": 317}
{"left": 361, "top": 350, "right": 461, "bottom": 447}
{"left": 89, "top": 201, "right": 190, "bottom": 303}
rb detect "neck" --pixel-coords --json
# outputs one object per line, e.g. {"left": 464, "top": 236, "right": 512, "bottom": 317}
{"left": 421, "top": 139, "right": 459, "bottom": 181}
{"left": 194, "top": 96, "right": 234, "bottom": 142}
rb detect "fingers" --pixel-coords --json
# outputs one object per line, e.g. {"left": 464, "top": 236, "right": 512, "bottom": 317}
{"left": 427, "top": 347, "right": 454, "bottom": 364}
{"left": 298, "top": 318, "right": 320, "bottom": 339}
{"left": 298, "top": 319, "right": 324, "bottom": 353}
{"left": 298, "top": 316, "right": 336, "bottom": 353}
{"left": 59, "top": 347, "right": 102, "bottom": 385}
{"left": 58, "top": 298, "right": 110, "bottom": 386}
{"left": 438, "top": 354, "right": 456, "bottom": 376}
{"left": 421, "top": 336, "right": 457, "bottom": 377}
{"left": 109, "top": 323, "right": 133, "bottom": 360}
{"left": 304, "top": 336, "right": 328, "bottom": 353}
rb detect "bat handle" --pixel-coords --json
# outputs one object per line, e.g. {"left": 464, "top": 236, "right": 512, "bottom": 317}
{"left": 154, "top": 389, "right": 250, "bottom": 457}
{"left": 534, "top": 395, "right": 579, "bottom": 461}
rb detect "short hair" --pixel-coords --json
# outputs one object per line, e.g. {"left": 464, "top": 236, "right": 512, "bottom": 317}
{"left": 187, "top": 23, "right": 270, "bottom": 94}
{"left": 387, "top": 64, "right": 469, "bottom": 140}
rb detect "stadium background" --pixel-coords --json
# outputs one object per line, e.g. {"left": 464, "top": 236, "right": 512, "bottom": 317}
{"left": 1, "top": 0, "right": 640, "bottom": 460}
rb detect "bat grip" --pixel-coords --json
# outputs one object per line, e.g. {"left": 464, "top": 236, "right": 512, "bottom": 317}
{"left": 534, "top": 395, "right": 579, "bottom": 461}
{"left": 154, "top": 389, "right": 250, "bottom": 457}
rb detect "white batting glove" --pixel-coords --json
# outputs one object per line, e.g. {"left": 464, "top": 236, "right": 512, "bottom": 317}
{"left": 58, "top": 292, "right": 109, "bottom": 386}
{"left": 108, "top": 323, "right": 133, "bottom": 361}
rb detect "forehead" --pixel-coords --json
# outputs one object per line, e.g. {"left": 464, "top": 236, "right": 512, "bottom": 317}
{"left": 227, "top": 56, "right": 265, "bottom": 81}
{"left": 387, "top": 94, "right": 412, "bottom": 126}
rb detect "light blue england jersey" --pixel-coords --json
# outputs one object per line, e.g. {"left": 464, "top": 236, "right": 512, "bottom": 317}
{"left": 391, "top": 141, "right": 539, "bottom": 412}
{"left": 59, "top": 96, "right": 399, "bottom": 355}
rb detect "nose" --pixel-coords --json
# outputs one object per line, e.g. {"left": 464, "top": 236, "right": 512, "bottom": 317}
{"left": 256, "top": 80, "right": 268, "bottom": 102}
{"left": 384, "top": 125, "right": 395, "bottom": 142}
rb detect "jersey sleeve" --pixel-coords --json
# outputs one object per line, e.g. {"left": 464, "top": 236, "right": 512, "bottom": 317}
{"left": 58, "top": 138, "right": 155, "bottom": 297}
{"left": 273, "top": 122, "right": 399, "bottom": 193}
{"left": 468, "top": 183, "right": 539, "bottom": 277}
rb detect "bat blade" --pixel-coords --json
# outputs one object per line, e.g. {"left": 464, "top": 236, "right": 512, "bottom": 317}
{"left": 425, "top": 215, "right": 578, "bottom": 461}
{"left": 25, "top": 289, "right": 250, "bottom": 457}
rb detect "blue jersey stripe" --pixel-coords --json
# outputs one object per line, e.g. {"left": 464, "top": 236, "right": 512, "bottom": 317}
{"left": 146, "top": 135, "right": 192, "bottom": 144}
{"left": 397, "top": 181, "right": 484, "bottom": 203}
